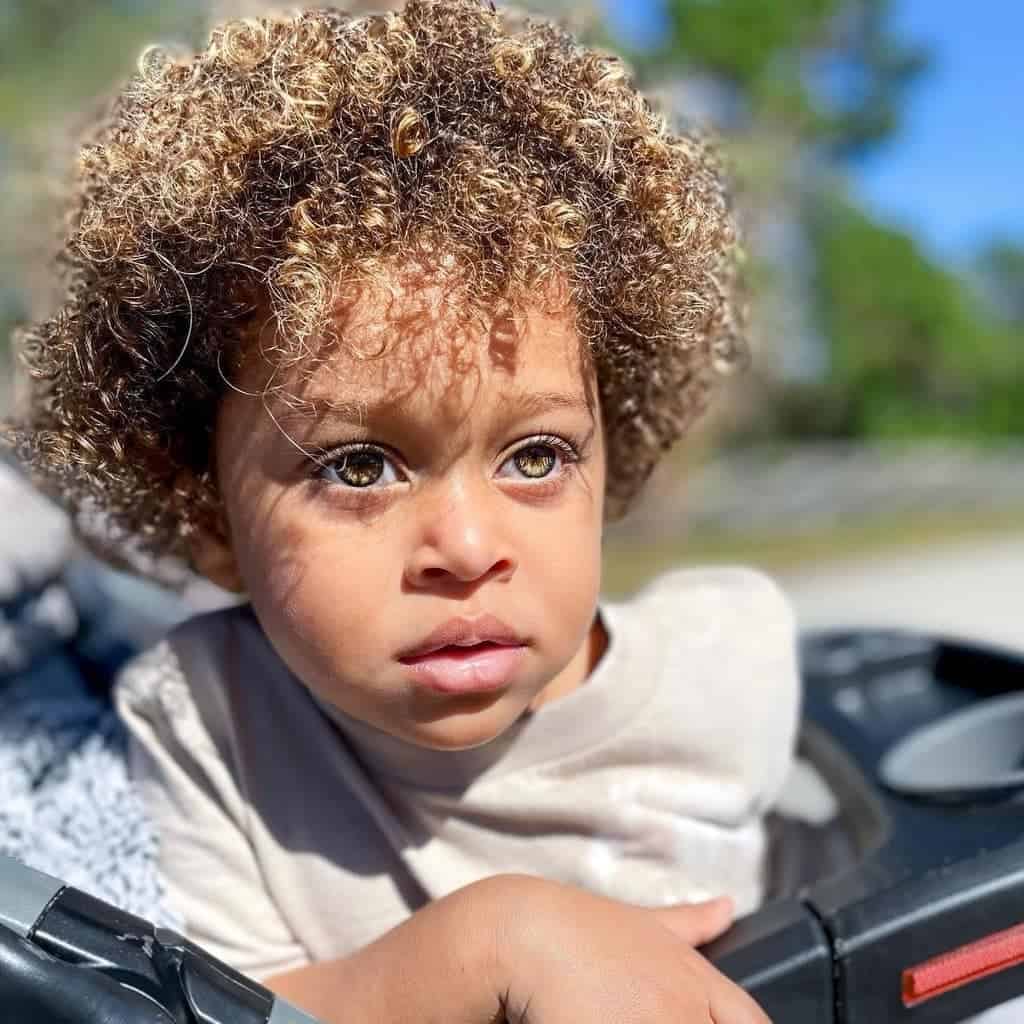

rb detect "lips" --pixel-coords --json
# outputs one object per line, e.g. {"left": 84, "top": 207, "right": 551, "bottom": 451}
{"left": 398, "top": 615, "right": 528, "bottom": 694}
{"left": 398, "top": 614, "right": 526, "bottom": 660}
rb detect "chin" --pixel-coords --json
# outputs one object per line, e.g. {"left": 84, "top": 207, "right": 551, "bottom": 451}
{"left": 406, "top": 696, "right": 524, "bottom": 751}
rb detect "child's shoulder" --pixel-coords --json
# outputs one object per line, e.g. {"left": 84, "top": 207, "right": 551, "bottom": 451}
{"left": 113, "top": 603, "right": 265, "bottom": 746}
{"left": 608, "top": 564, "right": 799, "bottom": 704}
{"left": 619, "top": 563, "right": 795, "bottom": 641}
{"left": 619, "top": 566, "right": 801, "bottom": 801}
{"left": 116, "top": 602, "right": 253, "bottom": 689}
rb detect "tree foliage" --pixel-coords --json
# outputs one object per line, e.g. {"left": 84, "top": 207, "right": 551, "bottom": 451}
{"left": 630, "top": 0, "right": 1020, "bottom": 441}
{"left": 802, "top": 197, "right": 1024, "bottom": 438}
{"left": 975, "top": 240, "right": 1024, "bottom": 327}
{"left": 640, "top": 0, "right": 927, "bottom": 157}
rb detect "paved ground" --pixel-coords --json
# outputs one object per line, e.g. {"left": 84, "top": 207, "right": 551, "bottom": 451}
{"left": 778, "top": 533, "right": 1024, "bottom": 653}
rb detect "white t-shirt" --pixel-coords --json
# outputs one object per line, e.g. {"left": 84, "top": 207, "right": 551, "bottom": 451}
{"left": 114, "top": 566, "right": 800, "bottom": 981}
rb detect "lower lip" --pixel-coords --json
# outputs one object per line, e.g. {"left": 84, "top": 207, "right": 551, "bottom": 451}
{"left": 400, "top": 644, "right": 527, "bottom": 695}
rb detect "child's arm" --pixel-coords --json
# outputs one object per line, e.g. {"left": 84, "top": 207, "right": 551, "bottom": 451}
{"left": 265, "top": 875, "right": 770, "bottom": 1024}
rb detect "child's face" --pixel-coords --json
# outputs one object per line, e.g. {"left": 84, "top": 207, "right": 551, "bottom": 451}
{"left": 202, "top": 267, "right": 606, "bottom": 750}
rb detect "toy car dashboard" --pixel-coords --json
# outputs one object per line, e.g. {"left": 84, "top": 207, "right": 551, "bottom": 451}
{"left": 706, "top": 628, "right": 1024, "bottom": 1022}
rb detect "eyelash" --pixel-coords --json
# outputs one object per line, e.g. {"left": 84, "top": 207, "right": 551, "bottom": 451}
{"left": 311, "top": 430, "right": 588, "bottom": 491}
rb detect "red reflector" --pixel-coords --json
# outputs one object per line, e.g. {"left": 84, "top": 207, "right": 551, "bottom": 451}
{"left": 902, "top": 921, "right": 1024, "bottom": 1008}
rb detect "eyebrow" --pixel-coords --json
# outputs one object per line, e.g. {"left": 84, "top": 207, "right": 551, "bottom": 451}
{"left": 295, "top": 389, "right": 593, "bottom": 426}
{"left": 496, "top": 390, "right": 593, "bottom": 418}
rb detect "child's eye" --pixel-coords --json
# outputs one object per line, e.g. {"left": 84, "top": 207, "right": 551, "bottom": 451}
{"left": 513, "top": 445, "right": 557, "bottom": 478}
{"left": 315, "top": 445, "right": 402, "bottom": 488}
{"left": 497, "top": 435, "right": 578, "bottom": 482}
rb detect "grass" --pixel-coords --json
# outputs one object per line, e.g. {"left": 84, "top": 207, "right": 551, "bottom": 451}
{"left": 601, "top": 506, "right": 1024, "bottom": 598}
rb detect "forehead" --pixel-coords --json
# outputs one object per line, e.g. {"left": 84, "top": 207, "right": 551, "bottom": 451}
{"left": 257, "top": 265, "right": 593, "bottom": 423}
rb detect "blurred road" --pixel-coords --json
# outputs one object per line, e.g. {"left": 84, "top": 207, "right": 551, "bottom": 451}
{"left": 779, "top": 533, "right": 1024, "bottom": 653}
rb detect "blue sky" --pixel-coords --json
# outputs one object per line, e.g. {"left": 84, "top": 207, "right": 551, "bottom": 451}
{"left": 603, "top": 0, "right": 1024, "bottom": 266}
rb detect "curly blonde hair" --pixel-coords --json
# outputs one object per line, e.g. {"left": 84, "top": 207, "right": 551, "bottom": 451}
{"left": 8, "top": 0, "right": 741, "bottom": 565}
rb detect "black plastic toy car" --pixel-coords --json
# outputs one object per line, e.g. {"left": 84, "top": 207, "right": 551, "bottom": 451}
{"left": 708, "top": 628, "right": 1024, "bottom": 1022}
{"left": 2, "top": 626, "right": 1023, "bottom": 1023}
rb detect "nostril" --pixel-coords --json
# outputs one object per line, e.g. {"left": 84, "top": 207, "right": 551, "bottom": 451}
{"left": 409, "top": 555, "right": 516, "bottom": 586}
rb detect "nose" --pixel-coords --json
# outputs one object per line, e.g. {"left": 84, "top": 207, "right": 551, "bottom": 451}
{"left": 404, "top": 477, "right": 516, "bottom": 589}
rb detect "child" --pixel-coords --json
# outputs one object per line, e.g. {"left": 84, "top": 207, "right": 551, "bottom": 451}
{"left": 9, "top": 1, "right": 796, "bottom": 1020}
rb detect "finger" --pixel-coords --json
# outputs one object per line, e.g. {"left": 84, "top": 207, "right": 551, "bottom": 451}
{"left": 710, "top": 993, "right": 773, "bottom": 1024}
{"left": 650, "top": 896, "right": 734, "bottom": 946}
{"left": 707, "top": 969, "right": 773, "bottom": 1024}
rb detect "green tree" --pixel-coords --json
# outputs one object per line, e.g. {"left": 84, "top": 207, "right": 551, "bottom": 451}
{"left": 975, "top": 240, "right": 1024, "bottom": 326}
{"left": 626, "top": 0, "right": 1024, "bottom": 443}
{"left": 637, "top": 0, "right": 927, "bottom": 156}
{"left": 800, "top": 195, "right": 1024, "bottom": 438}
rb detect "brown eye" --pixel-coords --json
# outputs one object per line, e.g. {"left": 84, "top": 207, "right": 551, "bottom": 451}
{"left": 317, "top": 446, "right": 399, "bottom": 488}
{"left": 513, "top": 444, "right": 557, "bottom": 479}
{"left": 338, "top": 451, "right": 383, "bottom": 487}
{"left": 498, "top": 434, "right": 581, "bottom": 484}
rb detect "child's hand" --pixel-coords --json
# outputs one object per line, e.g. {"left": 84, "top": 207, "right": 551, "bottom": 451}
{"left": 267, "top": 874, "right": 769, "bottom": 1024}
{"left": 487, "top": 876, "right": 769, "bottom": 1024}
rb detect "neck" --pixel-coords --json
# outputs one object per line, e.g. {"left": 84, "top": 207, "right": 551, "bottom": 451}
{"left": 528, "top": 611, "right": 608, "bottom": 712}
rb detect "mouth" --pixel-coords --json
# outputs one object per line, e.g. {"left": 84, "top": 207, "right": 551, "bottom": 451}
{"left": 398, "top": 614, "right": 527, "bottom": 660}
{"left": 400, "top": 640, "right": 517, "bottom": 664}
{"left": 398, "top": 618, "right": 529, "bottom": 694}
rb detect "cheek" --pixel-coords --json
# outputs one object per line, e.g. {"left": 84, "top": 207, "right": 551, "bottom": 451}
{"left": 524, "top": 482, "right": 604, "bottom": 639}
{"left": 230, "top": 492, "right": 310, "bottom": 616}
{"left": 234, "top": 496, "right": 397, "bottom": 676}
